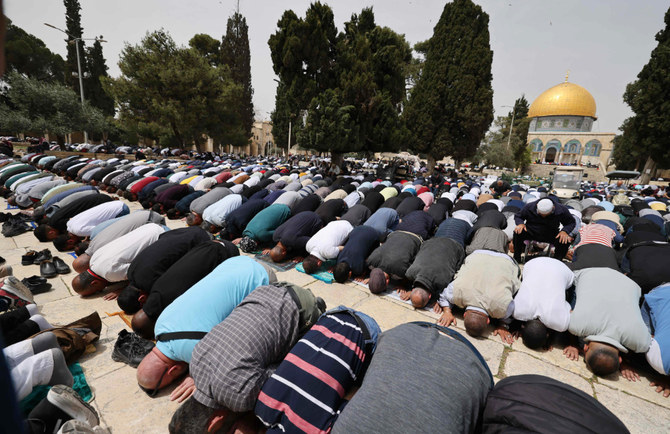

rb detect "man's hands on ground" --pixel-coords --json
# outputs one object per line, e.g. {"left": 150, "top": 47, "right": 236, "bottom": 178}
{"left": 514, "top": 224, "right": 526, "bottom": 234}
{"left": 170, "top": 376, "right": 195, "bottom": 402}
{"left": 650, "top": 378, "right": 670, "bottom": 398}
{"left": 493, "top": 326, "right": 517, "bottom": 345}
{"left": 620, "top": 361, "right": 640, "bottom": 382}
{"left": 102, "top": 287, "right": 123, "bottom": 301}
{"left": 396, "top": 288, "right": 410, "bottom": 301}
{"left": 437, "top": 308, "right": 456, "bottom": 327}
{"left": 563, "top": 345, "right": 579, "bottom": 361}
{"left": 556, "top": 231, "right": 572, "bottom": 244}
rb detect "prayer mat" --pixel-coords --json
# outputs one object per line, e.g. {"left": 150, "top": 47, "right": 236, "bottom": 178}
{"left": 296, "top": 260, "right": 337, "bottom": 284}
{"left": 6, "top": 204, "right": 18, "bottom": 210}
{"left": 254, "top": 250, "right": 303, "bottom": 272}
{"left": 20, "top": 362, "right": 93, "bottom": 415}
{"left": 68, "top": 252, "right": 78, "bottom": 259}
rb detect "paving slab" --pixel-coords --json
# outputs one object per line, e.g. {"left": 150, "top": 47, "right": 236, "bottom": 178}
{"left": 594, "top": 383, "right": 670, "bottom": 434}
{"left": 350, "top": 296, "right": 434, "bottom": 331}
{"left": 458, "top": 331, "right": 506, "bottom": 377}
{"left": 503, "top": 351, "right": 594, "bottom": 395}
{"left": 597, "top": 369, "right": 670, "bottom": 409}
{"left": 304, "top": 280, "right": 370, "bottom": 311}
{"left": 79, "top": 314, "right": 130, "bottom": 381}
{"left": 38, "top": 290, "right": 117, "bottom": 324}
{"left": 512, "top": 339, "right": 596, "bottom": 379}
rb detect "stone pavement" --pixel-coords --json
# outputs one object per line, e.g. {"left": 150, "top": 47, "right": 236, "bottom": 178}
{"left": 2, "top": 197, "right": 669, "bottom": 433}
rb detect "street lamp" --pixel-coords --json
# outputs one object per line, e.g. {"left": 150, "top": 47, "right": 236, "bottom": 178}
{"left": 273, "top": 78, "right": 291, "bottom": 157}
{"left": 501, "top": 104, "right": 516, "bottom": 150}
{"left": 44, "top": 23, "right": 107, "bottom": 145}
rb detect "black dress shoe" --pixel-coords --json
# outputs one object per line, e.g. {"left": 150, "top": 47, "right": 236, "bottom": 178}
{"left": 22, "top": 275, "right": 52, "bottom": 295}
{"left": 21, "top": 250, "right": 37, "bottom": 265}
{"left": 111, "top": 329, "right": 155, "bottom": 368}
{"left": 52, "top": 257, "right": 71, "bottom": 275}
{"left": 40, "top": 261, "right": 57, "bottom": 278}
{"left": 34, "top": 249, "right": 52, "bottom": 264}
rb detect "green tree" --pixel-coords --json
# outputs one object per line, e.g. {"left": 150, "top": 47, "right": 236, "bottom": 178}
{"left": 85, "top": 39, "right": 115, "bottom": 116}
{"left": 221, "top": 12, "right": 254, "bottom": 138}
{"left": 189, "top": 33, "right": 221, "bottom": 66}
{"left": 617, "top": 7, "right": 670, "bottom": 179}
{"left": 270, "top": 5, "right": 411, "bottom": 163}
{"left": 0, "top": 71, "right": 107, "bottom": 144}
{"left": 64, "top": 0, "right": 88, "bottom": 92}
{"left": 404, "top": 0, "right": 493, "bottom": 170}
{"left": 103, "top": 30, "right": 245, "bottom": 150}
{"left": 611, "top": 117, "right": 646, "bottom": 170}
{"left": 4, "top": 19, "right": 65, "bottom": 82}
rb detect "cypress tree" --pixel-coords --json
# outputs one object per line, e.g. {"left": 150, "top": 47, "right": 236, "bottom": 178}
{"left": 85, "top": 40, "right": 115, "bottom": 116}
{"left": 63, "top": 0, "right": 87, "bottom": 93}
{"left": 221, "top": 12, "right": 254, "bottom": 139}
{"left": 404, "top": 0, "right": 493, "bottom": 170}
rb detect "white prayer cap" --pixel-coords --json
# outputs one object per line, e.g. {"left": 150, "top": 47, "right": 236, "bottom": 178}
{"left": 537, "top": 198, "right": 554, "bottom": 214}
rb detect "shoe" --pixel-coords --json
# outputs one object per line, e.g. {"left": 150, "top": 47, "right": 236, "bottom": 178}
{"left": 26, "top": 394, "right": 74, "bottom": 434}
{"left": 22, "top": 250, "right": 38, "bottom": 265}
{"left": 58, "top": 419, "right": 110, "bottom": 433}
{"left": 47, "top": 385, "right": 100, "bottom": 428}
{"left": 41, "top": 260, "right": 58, "bottom": 278}
{"left": 22, "top": 275, "right": 52, "bottom": 295}
{"left": 34, "top": 248, "right": 53, "bottom": 263}
{"left": 0, "top": 264, "right": 12, "bottom": 279}
{"left": 2, "top": 220, "right": 31, "bottom": 237}
{"left": 3, "top": 276, "right": 34, "bottom": 303}
{"left": 53, "top": 257, "right": 72, "bottom": 274}
{"left": 111, "top": 329, "right": 155, "bottom": 368}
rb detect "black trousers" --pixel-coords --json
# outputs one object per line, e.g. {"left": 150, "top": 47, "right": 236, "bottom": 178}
{"left": 513, "top": 228, "right": 570, "bottom": 261}
{"left": 0, "top": 307, "right": 40, "bottom": 346}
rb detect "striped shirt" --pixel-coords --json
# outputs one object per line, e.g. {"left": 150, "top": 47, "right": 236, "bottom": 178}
{"left": 255, "top": 312, "right": 367, "bottom": 434}
{"left": 575, "top": 223, "right": 617, "bottom": 249}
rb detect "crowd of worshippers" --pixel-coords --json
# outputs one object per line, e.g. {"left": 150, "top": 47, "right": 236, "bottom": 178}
{"left": 1, "top": 153, "right": 670, "bottom": 430}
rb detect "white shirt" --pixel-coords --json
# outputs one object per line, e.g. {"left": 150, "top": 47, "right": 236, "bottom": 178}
{"left": 646, "top": 339, "right": 665, "bottom": 375}
{"left": 512, "top": 257, "right": 574, "bottom": 332}
{"left": 306, "top": 220, "right": 354, "bottom": 261}
{"left": 90, "top": 223, "right": 166, "bottom": 282}
{"left": 202, "top": 194, "right": 243, "bottom": 227}
{"left": 67, "top": 201, "right": 128, "bottom": 237}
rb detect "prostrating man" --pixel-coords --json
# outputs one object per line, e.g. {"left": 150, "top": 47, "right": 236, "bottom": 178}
{"left": 333, "top": 225, "right": 380, "bottom": 283}
{"left": 168, "top": 283, "right": 325, "bottom": 432}
{"left": 269, "top": 211, "right": 324, "bottom": 263}
{"left": 202, "top": 193, "right": 243, "bottom": 233}
{"left": 219, "top": 198, "right": 268, "bottom": 240}
{"left": 118, "top": 227, "right": 212, "bottom": 314}
{"left": 512, "top": 198, "right": 575, "bottom": 261}
{"left": 314, "top": 198, "right": 347, "bottom": 225}
{"left": 641, "top": 284, "right": 670, "bottom": 397}
{"left": 131, "top": 239, "right": 240, "bottom": 339}
{"left": 302, "top": 220, "right": 354, "bottom": 274}
{"left": 238, "top": 203, "right": 292, "bottom": 253}
{"left": 403, "top": 234, "right": 465, "bottom": 309}
{"left": 255, "top": 306, "right": 380, "bottom": 434}
{"left": 512, "top": 257, "right": 574, "bottom": 349}
{"left": 186, "top": 187, "right": 232, "bottom": 226}
{"left": 565, "top": 268, "right": 651, "bottom": 377}
{"left": 435, "top": 249, "right": 521, "bottom": 342}
{"left": 363, "top": 207, "right": 399, "bottom": 241}
{"left": 331, "top": 322, "right": 492, "bottom": 434}
{"left": 71, "top": 223, "right": 167, "bottom": 297}
{"left": 135, "top": 256, "right": 275, "bottom": 394}
{"left": 72, "top": 210, "right": 165, "bottom": 273}
{"left": 34, "top": 194, "right": 112, "bottom": 242}
{"left": 52, "top": 200, "right": 129, "bottom": 252}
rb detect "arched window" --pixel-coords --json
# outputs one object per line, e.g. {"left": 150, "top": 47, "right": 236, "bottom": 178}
{"left": 546, "top": 139, "right": 561, "bottom": 152}
{"left": 564, "top": 140, "right": 581, "bottom": 154}
{"left": 530, "top": 139, "right": 543, "bottom": 152}
{"left": 585, "top": 140, "right": 602, "bottom": 156}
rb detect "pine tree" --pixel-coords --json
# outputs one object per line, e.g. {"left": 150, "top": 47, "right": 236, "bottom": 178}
{"left": 404, "top": 0, "right": 493, "bottom": 170}
{"left": 85, "top": 40, "right": 115, "bottom": 116}
{"left": 221, "top": 12, "right": 254, "bottom": 139}
{"left": 618, "top": 6, "right": 670, "bottom": 175}
{"left": 63, "top": 0, "right": 87, "bottom": 93}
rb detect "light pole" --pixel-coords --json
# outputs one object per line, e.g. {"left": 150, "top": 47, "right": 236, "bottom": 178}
{"left": 501, "top": 104, "right": 516, "bottom": 151}
{"left": 44, "top": 23, "right": 107, "bottom": 145}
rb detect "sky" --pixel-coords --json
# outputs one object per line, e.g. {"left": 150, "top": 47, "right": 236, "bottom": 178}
{"left": 5, "top": 0, "right": 668, "bottom": 133}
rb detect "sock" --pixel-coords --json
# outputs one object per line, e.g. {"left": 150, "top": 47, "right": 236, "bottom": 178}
{"left": 29, "top": 314, "right": 52, "bottom": 331}
{"left": 48, "top": 348, "right": 74, "bottom": 388}
{"left": 31, "top": 332, "right": 59, "bottom": 354}
{"left": 26, "top": 304, "right": 39, "bottom": 316}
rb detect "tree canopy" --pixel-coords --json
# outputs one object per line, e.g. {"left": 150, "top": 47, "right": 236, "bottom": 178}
{"left": 0, "top": 71, "right": 107, "bottom": 143}
{"left": 269, "top": 3, "right": 412, "bottom": 161}
{"left": 404, "top": 0, "right": 493, "bottom": 169}
{"left": 614, "top": 6, "right": 670, "bottom": 170}
{"left": 103, "top": 30, "right": 245, "bottom": 149}
{"left": 85, "top": 39, "right": 115, "bottom": 116}
{"left": 4, "top": 19, "right": 65, "bottom": 82}
{"left": 221, "top": 13, "right": 254, "bottom": 138}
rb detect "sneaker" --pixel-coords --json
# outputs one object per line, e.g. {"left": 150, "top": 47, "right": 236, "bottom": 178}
{"left": 3, "top": 276, "right": 34, "bottom": 304}
{"left": 26, "top": 394, "right": 74, "bottom": 434}
{"left": 47, "top": 385, "right": 100, "bottom": 428}
{"left": 111, "top": 329, "right": 155, "bottom": 368}
{"left": 58, "top": 419, "right": 110, "bottom": 434}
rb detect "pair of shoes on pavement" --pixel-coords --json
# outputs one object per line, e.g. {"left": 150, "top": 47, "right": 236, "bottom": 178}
{"left": 23, "top": 249, "right": 52, "bottom": 265}
{"left": 0, "top": 276, "right": 34, "bottom": 312}
{"left": 27, "top": 385, "right": 107, "bottom": 434}
{"left": 22, "top": 275, "right": 53, "bottom": 295}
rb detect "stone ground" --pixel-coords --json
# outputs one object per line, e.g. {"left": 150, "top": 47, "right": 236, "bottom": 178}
{"left": 2, "top": 196, "right": 670, "bottom": 433}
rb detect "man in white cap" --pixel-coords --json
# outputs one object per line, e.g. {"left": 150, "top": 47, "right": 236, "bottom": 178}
{"left": 512, "top": 198, "right": 575, "bottom": 262}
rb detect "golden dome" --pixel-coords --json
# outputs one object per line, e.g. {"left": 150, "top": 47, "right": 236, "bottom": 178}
{"left": 528, "top": 81, "right": 597, "bottom": 119}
